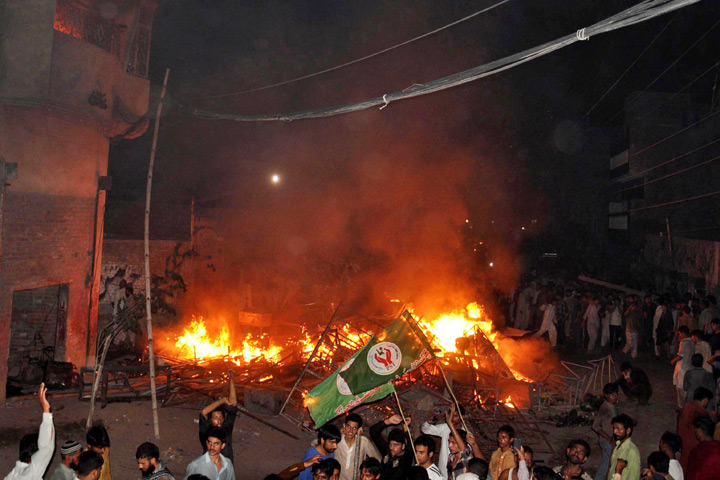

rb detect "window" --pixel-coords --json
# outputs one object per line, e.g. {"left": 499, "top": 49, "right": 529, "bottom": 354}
{"left": 126, "top": 3, "right": 155, "bottom": 78}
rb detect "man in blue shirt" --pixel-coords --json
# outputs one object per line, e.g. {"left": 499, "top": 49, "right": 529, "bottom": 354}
{"left": 300, "top": 425, "right": 341, "bottom": 480}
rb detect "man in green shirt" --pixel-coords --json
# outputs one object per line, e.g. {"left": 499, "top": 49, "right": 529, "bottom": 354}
{"left": 608, "top": 414, "right": 640, "bottom": 480}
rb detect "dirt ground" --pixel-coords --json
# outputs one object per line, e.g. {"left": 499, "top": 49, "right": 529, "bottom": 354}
{"left": 0, "top": 345, "right": 681, "bottom": 480}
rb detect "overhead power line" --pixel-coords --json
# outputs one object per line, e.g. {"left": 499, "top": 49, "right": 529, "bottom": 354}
{"left": 184, "top": 0, "right": 703, "bottom": 123}
{"left": 608, "top": 16, "right": 720, "bottom": 123}
{"left": 628, "top": 108, "right": 720, "bottom": 159}
{"left": 613, "top": 137, "right": 720, "bottom": 187}
{"left": 191, "top": 0, "right": 511, "bottom": 101}
{"left": 610, "top": 153, "right": 720, "bottom": 196}
{"left": 628, "top": 189, "right": 720, "bottom": 212}
{"left": 643, "top": 59, "right": 720, "bottom": 117}
{"left": 583, "top": 15, "right": 675, "bottom": 121}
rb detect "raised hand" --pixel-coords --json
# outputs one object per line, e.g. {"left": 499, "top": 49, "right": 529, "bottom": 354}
{"left": 39, "top": 383, "right": 50, "bottom": 413}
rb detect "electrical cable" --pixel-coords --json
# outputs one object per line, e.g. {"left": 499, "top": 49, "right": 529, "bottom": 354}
{"left": 609, "top": 154, "right": 720, "bottom": 196}
{"left": 608, "top": 16, "right": 720, "bottom": 123}
{"left": 628, "top": 189, "right": 720, "bottom": 212}
{"left": 190, "top": 0, "right": 511, "bottom": 101}
{"left": 614, "top": 137, "right": 720, "bottom": 184}
{"left": 643, "top": 59, "right": 720, "bottom": 118}
{"left": 583, "top": 15, "right": 675, "bottom": 121}
{"left": 628, "top": 108, "right": 720, "bottom": 159}
{"left": 183, "top": 0, "right": 703, "bottom": 123}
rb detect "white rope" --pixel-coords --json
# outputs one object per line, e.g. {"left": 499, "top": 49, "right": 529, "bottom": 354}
{"left": 379, "top": 94, "right": 390, "bottom": 110}
{"left": 185, "top": 0, "right": 703, "bottom": 122}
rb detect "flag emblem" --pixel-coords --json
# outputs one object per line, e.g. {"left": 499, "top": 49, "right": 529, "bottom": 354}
{"left": 336, "top": 358, "right": 355, "bottom": 395}
{"left": 367, "top": 342, "right": 402, "bottom": 374}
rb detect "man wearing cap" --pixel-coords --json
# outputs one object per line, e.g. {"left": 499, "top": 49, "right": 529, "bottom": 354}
{"left": 48, "top": 440, "right": 83, "bottom": 480}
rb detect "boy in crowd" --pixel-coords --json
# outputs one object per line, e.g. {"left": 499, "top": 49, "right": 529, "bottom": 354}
{"left": 370, "top": 414, "right": 413, "bottom": 480}
{"left": 489, "top": 425, "right": 516, "bottom": 480}
{"left": 658, "top": 432, "right": 683, "bottom": 480}
{"left": 334, "top": 414, "right": 380, "bottom": 480}
{"left": 615, "top": 362, "right": 653, "bottom": 405}
{"left": 414, "top": 435, "right": 442, "bottom": 480}
{"left": 87, "top": 425, "right": 112, "bottom": 480}
{"left": 199, "top": 370, "right": 238, "bottom": 463}
{"left": 592, "top": 384, "right": 619, "bottom": 480}
{"left": 75, "top": 451, "right": 105, "bottom": 480}
{"left": 553, "top": 440, "right": 592, "bottom": 480}
{"left": 682, "top": 354, "right": 716, "bottom": 412}
{"left": 422, "top": 404, "right": 466, "bottom": 479}
{"left": 300, "top": 425, "right": 341, "bottom": 480}
{"left": 184, "top": 427, "right": 235, "bottom": 480}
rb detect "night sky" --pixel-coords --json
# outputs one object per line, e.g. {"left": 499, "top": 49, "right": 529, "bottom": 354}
{"left": 106, "top": 0, "right": 719, "bottom": 307}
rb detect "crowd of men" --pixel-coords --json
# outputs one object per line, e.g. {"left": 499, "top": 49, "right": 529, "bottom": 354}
{"left": 518, "top": 284, "right": 720, "bottom": 413}
{"left": 284, "top": 392, "right": 720, "bottom": 480}
{"left": 7, "top": 283, "right": 720, "bottom": 480}
{"left": 6, "top": 361, "right": 720, "bottom": 480}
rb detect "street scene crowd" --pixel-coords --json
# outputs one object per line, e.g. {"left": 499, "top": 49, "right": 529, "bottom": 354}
{"left": 6, "top": 281, "right": 720, "bottom": 480}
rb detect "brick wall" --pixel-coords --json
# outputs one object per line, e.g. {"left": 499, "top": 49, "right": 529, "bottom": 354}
{"left": 0, "top": 191, "right": 99, "bottom": 401}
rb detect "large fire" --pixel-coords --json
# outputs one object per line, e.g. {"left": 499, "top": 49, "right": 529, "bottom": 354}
{"left": 170, "top": 302, "right": 540, "bottom": 387}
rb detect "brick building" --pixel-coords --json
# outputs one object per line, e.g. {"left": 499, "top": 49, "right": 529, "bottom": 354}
{"left": 0, "top": 0, "right": 155, "bottom": 401}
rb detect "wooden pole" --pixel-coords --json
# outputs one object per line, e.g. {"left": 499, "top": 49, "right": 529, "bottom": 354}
{"left": 144, "top": 68, "right": 170, "bottom": 439}
{"left": 436, "top": 360, "right": 469, "bottom": 433}
{"left": 86, "top": 333, "right": 113, "bottom": 429}
{"left": 392, "top": 387, "right": 418, "bottom": 464}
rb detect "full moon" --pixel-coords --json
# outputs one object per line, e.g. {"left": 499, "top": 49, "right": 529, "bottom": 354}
{"left": 271, "top": 174, "right": 280, "bottom": 184}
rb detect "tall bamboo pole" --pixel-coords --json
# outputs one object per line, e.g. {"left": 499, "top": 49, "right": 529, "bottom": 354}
{"left": 144, "top": 68, "right": 170, "bottom": 439}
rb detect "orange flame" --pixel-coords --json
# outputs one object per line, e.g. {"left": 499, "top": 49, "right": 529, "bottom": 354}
{"left": 174, "top": 316, "right": 288, "bottom": 366}
{"left": 423, "top": 303, "right": 531, "bottom": 383}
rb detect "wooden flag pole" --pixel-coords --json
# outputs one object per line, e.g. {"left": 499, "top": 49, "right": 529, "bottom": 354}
{"left": 436, "top": 360, "right": 469, "bottom": 433}
{"left": 392, "top": 387, "right": 418, "bottom": 464}
{"left": 403, "top": 310, "right": 470, "bottom": 433}
{"left": 144, "top": 68, "right": 170, "bottom": 439}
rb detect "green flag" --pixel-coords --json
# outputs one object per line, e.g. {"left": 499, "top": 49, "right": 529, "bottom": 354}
{"left": 305, "top": 349, "right": 394, "bottom": 428}
{"left": 339, "top": 310, "right": 435, "bottom": 395}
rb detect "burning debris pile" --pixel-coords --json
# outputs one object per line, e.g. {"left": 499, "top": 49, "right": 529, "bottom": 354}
{"left": 84, "top": 302, "right": 562, "bottom": 429}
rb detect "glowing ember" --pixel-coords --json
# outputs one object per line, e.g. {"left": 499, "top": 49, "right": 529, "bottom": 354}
{"left": 503, "top": 395, "right": 516, "bottom": 408}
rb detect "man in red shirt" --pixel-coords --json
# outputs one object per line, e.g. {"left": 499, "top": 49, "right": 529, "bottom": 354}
{"left": 685, "top": 417, "right": 720, "bottom": 480}
{"left": 676, "top": 387, "right": 712, "bottom": 470}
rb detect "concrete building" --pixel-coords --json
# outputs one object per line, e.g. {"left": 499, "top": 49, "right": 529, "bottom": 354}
{"left": 608, "top": 91, "right": 720, "bottom": 293}
{"left": 0, "top": 0, "right": 155, "bottom": 401}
